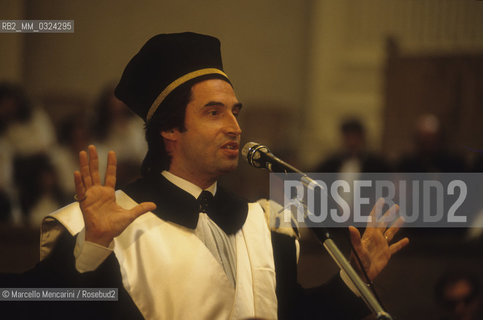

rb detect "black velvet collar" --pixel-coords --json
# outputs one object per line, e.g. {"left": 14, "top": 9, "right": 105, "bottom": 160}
{"left": 123, "top": 174, "right": 248, "bottom": 234}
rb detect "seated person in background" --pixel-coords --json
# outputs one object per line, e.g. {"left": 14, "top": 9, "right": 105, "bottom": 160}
{"left": 90, "top": 84, "right": 147, "bottom": 186}
{"left": 398, "top": 114, "right": 466, "bottom": 173}
{"left": 315, "top": 118, "right": 391, "bottom": 174}
{"left": 435, "top": 271, "right": 483, "bottom": 320}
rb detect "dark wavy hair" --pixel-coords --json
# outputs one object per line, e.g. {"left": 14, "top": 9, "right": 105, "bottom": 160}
{"left": 141, "top": 74, "right": 231, "bottom": 177}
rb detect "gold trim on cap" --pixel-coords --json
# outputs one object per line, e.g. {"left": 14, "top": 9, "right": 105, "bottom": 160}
{"left": 146, "top": 68, "right": 229, "bottom": 121}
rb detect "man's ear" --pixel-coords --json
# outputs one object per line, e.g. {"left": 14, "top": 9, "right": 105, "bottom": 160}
{"left": 161, "top": 129, "right": 178, "bottom": 142}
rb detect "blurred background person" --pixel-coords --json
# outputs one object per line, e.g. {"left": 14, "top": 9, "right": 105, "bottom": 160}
{"left": 314, "top": 117, "right": 391, "bottom": 174}
{"left": 13, "top": 154, "right": 65, "bottom": 227}
{"left": 398, "top": 114, "right": 466, "bottom": 173}
{"left": 50, "top": 113, "right": 91, "bottom": 198}
{"left": 90, "top": 84, "right": 147, "bottom": 187}
{"left": 0, "top": 189, "right": 11, "bottom": 223}
{"left": 311, "top": 118, "right": 391, "bottom": 253}
{"left": 435, "top": 271, "right": 483, "bottom": 320}
{"left": 0, "top": 82, "right": 56, "bottom": 224}
{"left": 0, "top": 82, "right": 55, "bottom": 156}
{"left": 313, "top": 117, "right": 391, "bottom": 208}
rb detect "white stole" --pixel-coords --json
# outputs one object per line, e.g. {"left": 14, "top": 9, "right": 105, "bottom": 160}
{"left": 40, "top": 190, "right": 278, "bottom": 320}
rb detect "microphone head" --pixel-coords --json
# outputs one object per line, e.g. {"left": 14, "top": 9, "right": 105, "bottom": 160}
{"left": 241, "top": 142, "right": 258, "bottom": 160}
{"left": 242, "top": 142, "right": 269, "bottom": 168}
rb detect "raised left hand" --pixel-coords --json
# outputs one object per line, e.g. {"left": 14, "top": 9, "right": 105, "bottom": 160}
{"left": 348, "top": 198, "right": 410, "bottom": 282}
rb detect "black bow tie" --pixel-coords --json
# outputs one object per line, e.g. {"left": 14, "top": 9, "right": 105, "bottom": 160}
{"left": 197, "top": 190, "right": 214, "bottom": 213}
{"left": 123, "top": 174, "right": 248, "bottom": 234}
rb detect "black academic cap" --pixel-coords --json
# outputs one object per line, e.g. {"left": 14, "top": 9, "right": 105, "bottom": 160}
{"left": 114, "top": 32, "right": 230, "bottom": 122}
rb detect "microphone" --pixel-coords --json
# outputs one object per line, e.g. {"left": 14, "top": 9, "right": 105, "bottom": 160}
{"left": 241, "top": 143, "right": 392, "bottom": 318}
{"left": 241, "top": 142, "right": 301, "bottom": 173}
{"left": 242, "top": 142, "right": 331, "bottom": 238}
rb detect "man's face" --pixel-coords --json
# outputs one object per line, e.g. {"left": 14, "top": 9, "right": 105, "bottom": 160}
{"left": 166, "top": 79, "right": 242, "bottom": 186}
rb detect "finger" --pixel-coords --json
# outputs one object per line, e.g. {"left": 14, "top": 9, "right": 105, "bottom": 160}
{"left": 384, "top": 216, "right": 405, "bottom": 242}
{"left": 128, "top": 202, "right": 157, "bottom": 220}
{"left": 74, "top": 171, "right": 86, "bottom": 200}
{"left": 348, "top": 226, "right": 363, "bottom": 251}
{"left": 348, "top": 226, "right": 369, "bottom": 277}
{"left": 88, "top": 145, "right": 101, "bottom": 185}
{"left": 368, "top": 197, "right": 385, "bottom": 227}
{"left": 389, "top": 237, "right": 410, "bottom": 255}
{"left": 79, "top": 150, "right": 92, "bottom": 188}
{"left": 377, "top": 204, "right": 399, "bottom": 229}
{"left": 105, "top": 151, "right": 117, "bottom": 188}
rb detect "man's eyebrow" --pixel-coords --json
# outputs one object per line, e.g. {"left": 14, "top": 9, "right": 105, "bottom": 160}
{"left": 204, "top": 101, "right": 243, "bottom": 110}
{"left": 204, "top": 101, "right": 224, "bottom": 107}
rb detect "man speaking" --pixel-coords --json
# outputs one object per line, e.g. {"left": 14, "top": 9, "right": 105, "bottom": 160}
{"left": 9, "top": 33, "right": 409, "bottom": 319}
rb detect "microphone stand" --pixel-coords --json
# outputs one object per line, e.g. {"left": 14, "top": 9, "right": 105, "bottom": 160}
{"left": 263, "top": 159, "right": 393, "bottom": 320}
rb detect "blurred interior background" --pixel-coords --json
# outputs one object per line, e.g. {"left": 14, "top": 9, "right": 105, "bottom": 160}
{"left": 1, "top": 0, "right": 483, "bottom": 319}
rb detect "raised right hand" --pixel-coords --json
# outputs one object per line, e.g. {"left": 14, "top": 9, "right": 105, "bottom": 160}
{"left": 74, "top": 145, "right": 156, "bottom": 247}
